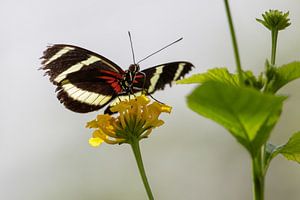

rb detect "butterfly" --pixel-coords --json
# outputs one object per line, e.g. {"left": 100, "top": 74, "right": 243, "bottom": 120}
{"left": 41, "top": 43, "right": 194, "bottom": 114}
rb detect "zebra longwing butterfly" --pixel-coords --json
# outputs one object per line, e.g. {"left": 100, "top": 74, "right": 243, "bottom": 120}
{"left": 41, "top": 44, "right": 194, "bottom": 113}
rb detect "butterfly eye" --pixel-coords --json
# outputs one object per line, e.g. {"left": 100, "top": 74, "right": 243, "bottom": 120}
{"left": 129, "top": 64, "right": 140, "bottom": 72}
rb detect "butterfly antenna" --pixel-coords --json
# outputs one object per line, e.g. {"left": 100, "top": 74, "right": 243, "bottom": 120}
{"left": 128, "top": 31, "right": 136, "bottom": 64}
{"left": 137, "top": 37, "right": 183, "bottom": 64}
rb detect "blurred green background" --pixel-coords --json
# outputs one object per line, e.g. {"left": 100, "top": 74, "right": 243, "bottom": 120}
{"left": 0, "top": 0, "right": 299, "bottom": 199}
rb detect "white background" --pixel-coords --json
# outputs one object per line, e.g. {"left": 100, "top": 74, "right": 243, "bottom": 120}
{"left": 0, "top": 0, "right": 300, "bottom": 199}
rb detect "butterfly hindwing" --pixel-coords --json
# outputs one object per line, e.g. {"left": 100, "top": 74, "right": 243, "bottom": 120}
{"left": 56, "top": 85, "right": 117, "bottom": 113}
{"left": 133, "top": 62, "right": 194, "bottom": 94}
{"left": 41, "top": 44, "right": 124, "bottom": 113}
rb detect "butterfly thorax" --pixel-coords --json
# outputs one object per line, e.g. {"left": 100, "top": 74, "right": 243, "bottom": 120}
{"left": 120, "top": 64, "right": 141, "bottom": 94}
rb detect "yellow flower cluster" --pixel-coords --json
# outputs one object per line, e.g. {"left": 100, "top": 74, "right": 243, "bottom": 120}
{"left": 86, "top": 95, "right": 172, "bottom": 147}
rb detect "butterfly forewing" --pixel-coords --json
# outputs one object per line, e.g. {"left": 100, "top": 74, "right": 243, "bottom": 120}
{"left": 41, "top": 44, "right": 124, "bottom": 113}
{"left": 133, "top": 62, "right": 194, "bottom": 94}
{"left": 41, "top": 44, "right": 124, "bottom": 83}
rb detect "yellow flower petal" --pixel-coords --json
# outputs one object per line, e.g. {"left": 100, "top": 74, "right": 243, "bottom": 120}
{"left": 89, "top": 137, "right": 104, "bottom": 147}
{"left": 152, "top": 119, "right": 164, "bottom": 127}
{"left": 97, "top": 114, "right": 112, "bottom": 127}
{"left": 149, "top": 102, "right": 172, "bottom": 114}
{"left": 110, "top": 99, "right": 131, "bottom": 113}
{"left": 160, "top": 104, "right": 172, "bottom": 113}
{"left": 86, "top": 120, "right": 98, "bottom": 128}
{"left": 92, "top": 130, "right": 108, "bottom": 140}
{"left": 92, "top": 130, "right": 124, "bottom": 145}
{"left": 144, "top": 118, "right": 164, "bottom": 130}
{"left": 136, "top": 95, "right": 150, "bottom": 106}
{"left": 119, "top": 112, "right": 127, "bottom": 130}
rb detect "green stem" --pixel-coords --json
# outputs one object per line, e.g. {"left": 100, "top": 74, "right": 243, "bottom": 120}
{"left": 223, "top": 0, "right": 243, "bottom": 83}
{"left": 271, "top": 30, "right": 279, "bottom": 65}
{"left": 130, "top": 138, "right": 154, "bottom": 200}
{"left": 251, "top": 151, "right": 265, "bottom": 200}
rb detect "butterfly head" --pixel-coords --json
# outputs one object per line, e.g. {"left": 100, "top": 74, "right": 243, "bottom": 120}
{"left": 128, "top": 64, "right": 140, "bottom": 73}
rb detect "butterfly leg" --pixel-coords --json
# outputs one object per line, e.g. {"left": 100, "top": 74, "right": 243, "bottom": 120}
{"left": 146, "top": 92, "right": 165, "bottom": 104}
{"left": 117, "top": 96, "right": 122, "bottom": 102}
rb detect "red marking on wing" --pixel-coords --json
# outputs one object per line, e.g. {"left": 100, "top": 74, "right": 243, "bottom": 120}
{"left": 97, "top": 69, "right": 124, "bottom": 93}
{"left": 111, "top": 82, "right": 122, "bottom": 93}
{"left": 97, "top": 75, "right": 122, "bottom": 93}
{"left": 99, "top": 69, "right": 123, "bottom": 79}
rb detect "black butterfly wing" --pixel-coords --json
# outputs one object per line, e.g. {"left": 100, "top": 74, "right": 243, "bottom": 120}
{"left": 41, "top": 44, "right": 125, "bottom": 113}
{"left": 133, "top": 61, "right": 194, "bottom": 94}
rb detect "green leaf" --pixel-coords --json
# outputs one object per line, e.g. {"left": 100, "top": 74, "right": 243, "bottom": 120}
{"left": 177, "top": 68, "right": 240, "bottom": 85}
{"left": 187, "top": 81, "right": 286, "bottom": 155}
{"left": 177, "top": 68, "right": 264, "bottom": 90}
{"left": 278, "top": 132, "right": 300, "bottom": 163}
{"left": 267, "top": 61, "right": 300, "bottom": 93}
